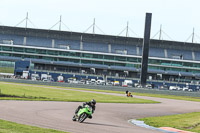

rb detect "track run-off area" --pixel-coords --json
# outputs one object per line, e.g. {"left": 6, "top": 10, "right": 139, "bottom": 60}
{"left": 0, "top": 83, "right": 200, "bottom": 133}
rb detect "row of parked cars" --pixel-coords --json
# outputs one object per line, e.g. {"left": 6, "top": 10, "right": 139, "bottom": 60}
{"left": 67, "top": 78, "right": 133, "bottom": 87}
{"left": 29, "top": 73, "right": 200, "bottom": 91}
{"left": 168, "top": 86, "right": 197, "bottom": 92}
{"left": 134, "top": 82, "right": 199, "bottom": 92}
{"left": 28, "top": 73, "right": 134, "bottom": 87}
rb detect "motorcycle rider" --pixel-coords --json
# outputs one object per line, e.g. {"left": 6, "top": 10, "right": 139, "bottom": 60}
{"left": 74, "top": 99, "right": 96, "bottom": 119}
{"left": 125, "top": 90, "right": 132, "bottom": 97}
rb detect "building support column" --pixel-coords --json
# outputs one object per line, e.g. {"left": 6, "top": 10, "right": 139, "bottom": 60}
{"left": 140, "top": 13, "right": 152, "bottom": 87}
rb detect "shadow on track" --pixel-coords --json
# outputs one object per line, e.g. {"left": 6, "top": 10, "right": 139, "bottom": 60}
{"left": 83, "top": 122, "right": 126, "bottom": 128}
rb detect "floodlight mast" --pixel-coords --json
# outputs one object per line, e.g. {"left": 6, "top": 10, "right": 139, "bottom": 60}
{"left": 159, "top": 24, "right": 162, "bottom": 40}
{"left": 25, "top": 12, "right": 28, "bottom": 29}
{"left": 126, "top": 21, "right": 129, "bottom": 37}
{"left": 59, "top": 15, "right": 62, "bottom": 31}
{"left": 93, "top": 18, "right": 95, "bottom": 34}
{"left": 192, "top": 28, "right": 194, "bottom": 43}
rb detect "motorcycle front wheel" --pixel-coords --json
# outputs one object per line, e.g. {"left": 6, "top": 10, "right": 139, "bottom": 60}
{"left": 78, "top": 113, "right": 88, "bottom": 123}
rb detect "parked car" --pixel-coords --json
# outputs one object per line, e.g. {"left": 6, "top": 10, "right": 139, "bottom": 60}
{"left": 68, "top": 78, "right": 77, "bottom": 83}
{"left": 90, "top": 79, "right": 96, "bottom": 85}
{"left": 177, "top": 86, "right": 182, "bottom": 91}
{"left": 78, "top": 80, "right": 86, "bottom": 84}
{"left": 96, "top": 80, "right": 105, "bottom": 85}
{"left": 188, "top": 89, "right": 193, "bottom": 92}
{"left": 169, "top": 86, "right": 177, "bottom": 91}
{"left": 183, "top": 86, "right": 189, "bottom": 91}
{"left": 106, "top": 81, "right": 113, "bottom": 86}
{"left": 113, "top": 81, "right": 120, "bottom": 86}
{"left": 159, "top": 85, "right": 169, "bottom": 90}
{"left": 31, "top": 74, "right": 40, "bottom": 81}
{"left": 122, "top": 80, "right": 133, "bottom": 87}
{"left": 42, "top": 78, "right": 54, "bottom": 82}
{"left": 134, "top": 83, "right": 142, "bottom": 88}
{"left": 146, "top": 84, "right": 152, "bottom": 89}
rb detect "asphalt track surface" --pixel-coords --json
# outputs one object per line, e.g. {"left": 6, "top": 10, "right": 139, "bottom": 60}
{"left": 0, "top": 90, "right": 200, "bottom": 133}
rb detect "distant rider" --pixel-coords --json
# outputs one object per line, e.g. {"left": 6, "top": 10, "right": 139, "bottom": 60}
{"left": 125, "top": 90, "right": 132, "bottom": 97}
{"left": 75, "top": 99, "right": 96, "bottom": 119}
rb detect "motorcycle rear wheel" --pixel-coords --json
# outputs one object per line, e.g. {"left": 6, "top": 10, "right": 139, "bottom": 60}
{"left": 72, "top": 115, "right": 76, "bottom": 121}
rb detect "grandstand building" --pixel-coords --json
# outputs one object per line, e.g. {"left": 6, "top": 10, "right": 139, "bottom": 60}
{"left": 0, "top": 25, "right": 200, "bottom": 82}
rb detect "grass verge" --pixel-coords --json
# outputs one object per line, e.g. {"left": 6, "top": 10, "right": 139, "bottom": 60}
{"left": 54, "top": 86, "right": 200, "bottom": 102}
{"left": 133, "top": 92, "right": 200, "bottom": 102}
{"left": 0, "top": 119, "right": 68, "bottom": 133}
{"left": 139, "top": 112, "right": 200, "bottom": 133}
{"left": 1, "top": 81, "right": 200, "bottom": 102}
{"left": 40, "top": 84, "right": 200, "bottom": 102}
{"left": 0, "top": 82, "right": 157, "bottom": 103}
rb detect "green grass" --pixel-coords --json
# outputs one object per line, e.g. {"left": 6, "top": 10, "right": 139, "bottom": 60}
{"left": 46, "top": 83, "right": 200, "bottom": 102}
{"left": 0, "top": 67, "right": 14, "bottom": 73}
{"left": 0, "top": 119, "right": 68, "bottom": 133}
{"left": 1, "top": 82, "right": 200, "bottom": 133}
{"left": 54, "top": 85, "right": 200, "bottom": 102}
{"left": 0, "top": 82, "right": 157, "bottom": 103}
{"left": 57, "top": 87, "right": 200, "bottom": 102}
{"left": 0, "top": 82, "right": 158, "bottom": 133}
{"left": 133, "top": 92, "right": 200, "bottom": 102}
{"left": 139, "top": 112, "right": 200, "bottom": 133}
{"left": 1, "top": 81, "right": 200, "bottom": 103}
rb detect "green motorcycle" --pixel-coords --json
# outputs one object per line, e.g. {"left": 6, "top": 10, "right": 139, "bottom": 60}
{"left": 72, "top": 105, "right": 93, "bottom": 123}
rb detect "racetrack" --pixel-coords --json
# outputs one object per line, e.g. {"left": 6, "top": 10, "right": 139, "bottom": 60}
{"left": 0, "top": 94, "right": 200, "bottom": 133}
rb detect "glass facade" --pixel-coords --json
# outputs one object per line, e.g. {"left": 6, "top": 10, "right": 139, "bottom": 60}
{"left": 0, "top": 60, "right": 15, "bottom": 67}
{"left": 0, "top": 44, "right": 200, "bottom": 74}
{"left": 0, "top": 60, "right": 15, "bottom": 73}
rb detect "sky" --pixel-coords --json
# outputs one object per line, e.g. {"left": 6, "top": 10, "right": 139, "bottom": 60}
{"left": 0, "top": 0, "right": 200, "bottom": 42}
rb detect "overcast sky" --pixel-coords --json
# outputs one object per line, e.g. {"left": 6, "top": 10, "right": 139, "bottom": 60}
{"left": 0, "top": 0, "right": 200, "bottom": 42}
